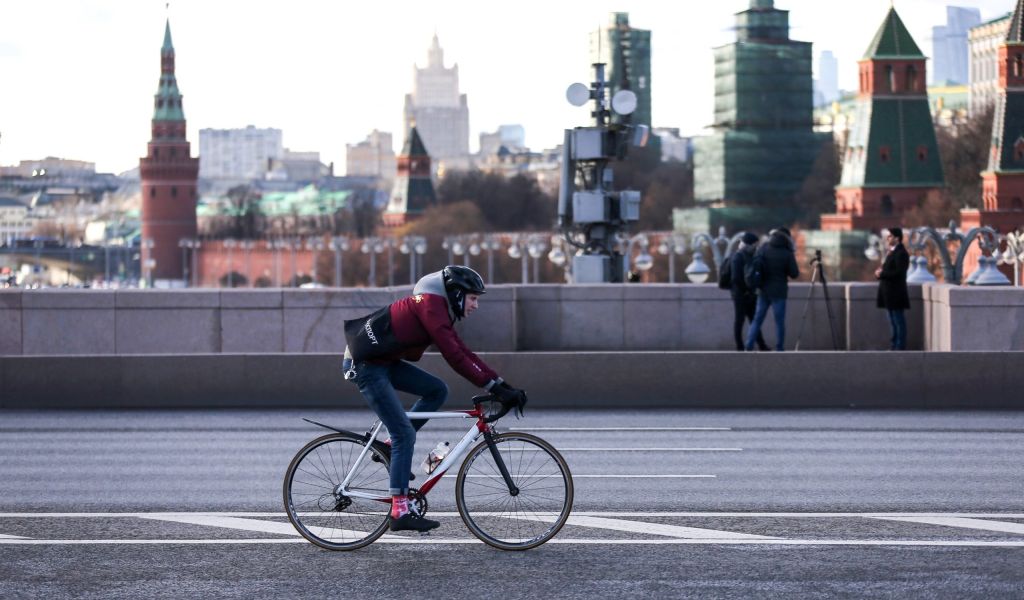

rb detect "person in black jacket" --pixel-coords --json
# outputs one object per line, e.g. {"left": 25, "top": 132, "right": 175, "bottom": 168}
{"left": 730, "top": 232, "right": 769, "bottom": 351}
{"left": 745, "top": 228, "right": 800, "bottom": 351}
{"left": 875, "top": 227, "right": 910, "bottom": 350}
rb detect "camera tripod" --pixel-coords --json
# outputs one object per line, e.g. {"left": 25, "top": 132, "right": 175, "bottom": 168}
{"left": 794, "top": 249, "right": 839, "bottom": 351}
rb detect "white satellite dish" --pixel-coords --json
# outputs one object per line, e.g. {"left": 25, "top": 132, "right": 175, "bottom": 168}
{"left": 566, "top": 83, "right": 590, "bottom": 107}
{"left": 611, "top": 90, "right": 637, "bottom": 116}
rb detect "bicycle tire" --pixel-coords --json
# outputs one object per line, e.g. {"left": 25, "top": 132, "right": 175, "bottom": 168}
{"left": 455, "top": 432, "right": 573, "bottom": 550}
{"left": 283, "top": 433, "right": 391, "bottom": 551}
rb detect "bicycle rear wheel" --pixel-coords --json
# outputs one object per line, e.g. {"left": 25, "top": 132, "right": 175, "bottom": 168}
{"left": 455, "top": 432, "right": 573, "bottom": 550}
{"left": 283, "top": 433, "right": 391, "bottom": 550}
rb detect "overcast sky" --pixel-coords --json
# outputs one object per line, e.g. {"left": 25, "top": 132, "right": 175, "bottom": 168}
{"left": 0, "top": 0, "right": 1014, "bottom": 174}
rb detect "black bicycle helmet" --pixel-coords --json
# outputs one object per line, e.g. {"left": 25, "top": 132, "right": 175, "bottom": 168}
{"left": 442, "top": 265, "right": 486, "bottom": 320}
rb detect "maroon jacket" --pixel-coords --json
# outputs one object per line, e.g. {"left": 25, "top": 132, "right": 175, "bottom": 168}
{"left": 372, "top": 292, "right": 498, "bottom": 388}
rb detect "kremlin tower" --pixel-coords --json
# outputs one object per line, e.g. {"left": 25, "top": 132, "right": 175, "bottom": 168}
{"left": 382, "top": 126, "right": 436, "bottom": 227}
{"left": 139, "top": 19, "right": 199, "bottom": 283}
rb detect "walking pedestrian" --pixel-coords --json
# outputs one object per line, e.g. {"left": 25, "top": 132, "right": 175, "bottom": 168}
{"left": 875, "top": 227, "right": 910, "bottom": 350}
{"left": 730, "top": 232, "right": 769, "bottom": 351}
{"left": 745, "top": 227, "right": 799, "bottom": 351}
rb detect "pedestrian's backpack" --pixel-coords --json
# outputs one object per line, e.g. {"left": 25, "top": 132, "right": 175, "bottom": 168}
{"left": 743, "top": 250, "right": 765, "bottom": 289}
{"left": 717, "top": 255, "right": 733, "bottom": 289}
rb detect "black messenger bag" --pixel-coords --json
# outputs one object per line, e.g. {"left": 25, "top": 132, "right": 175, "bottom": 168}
{"left": 342, "top": 305, "right": 402, "bottom": 361}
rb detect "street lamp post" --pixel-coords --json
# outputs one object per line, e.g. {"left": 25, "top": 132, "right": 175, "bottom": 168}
{"left": 481, "top": 236, "right": 501, "bottom": 283}
{"left": 141, "top": 238, "right": 155, "bottom": 288}
{"left": 507, "top": 236, "right": 529, "bottom": 284}
{"left": 178, "top": 238, "right": 193, "bottom": 287}
{"left": 241, "top": 240, "right": 255, "bottom": 287}
{"left": 400, "top": 235, "right": 427, "bottom": 284}
{"left": 688, "top": 227, "right": 741, "bottom": 283}
{"left": 656, "top": 234, "right": 687, "bottom": 283}
{"left": 362, "top": 237, "right": 385, "bottom": 286}
{"left": 306, "top": 237, "right": 325, "bottom": 284}
{"left": 191, "top": 239, "right": 201, "bottom": 287}
{"left": 223, "top": 239, "right": 237, "bottom": 288}
{"left": 329, "top": 235, "right": 350, "bottom": 287}
{"left": 909, "top": 222, "right": 1000, "bottom": 284}
{"left": 526, "top": 236, "right": 547, "bottom": 283}
{"left": 997, "top": 231, "right": 1024, "bottom": 286}
{"left": 623, "top": 233, "right": 653, "bottom": 281}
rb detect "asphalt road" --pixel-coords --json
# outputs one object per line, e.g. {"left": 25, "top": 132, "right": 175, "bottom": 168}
{"left": 1, "top": 408, "right": 1022, "bottom": 598}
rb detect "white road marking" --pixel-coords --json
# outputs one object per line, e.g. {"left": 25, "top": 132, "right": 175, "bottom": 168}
{"left": 516, "top": 515, "right": 778, "bottom": 540}
{"left": 138, "top": 514, "right": 387, "bottom": 541}
{"left": 0, "top": 533, "right": 28, "bottom": 539}
{"left": 2, "top": 538, "right": 1023, "bottom": 547}
{"left": 554, "top": 448, "right": 743, "bottom": 452}
{"left": 463, "top": 474, "right": 717, "bottom": 479}
{"left": 521, "top": 427, "right": 731, "bottom": 432}
{"left": 868, "top": 516, "right": 1024, "bottom": 535}
{"left": 3, "top": 512, "right": 1024, "bottom": 519}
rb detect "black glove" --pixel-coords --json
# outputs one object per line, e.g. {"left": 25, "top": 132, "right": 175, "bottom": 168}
{"left": 492, "top": 382, "right": 527, "bottom": 417}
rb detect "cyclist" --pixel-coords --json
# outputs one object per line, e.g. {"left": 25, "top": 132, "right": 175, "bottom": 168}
{"left": 342, "top": 265, "right": 527, "bottom": 532}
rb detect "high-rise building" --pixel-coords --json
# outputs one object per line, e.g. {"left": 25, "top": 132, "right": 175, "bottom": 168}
{"left": 690, "top": 0, "right": 824, "bottom": 226}
{"left": 403, "top": 35, "right": 470, "bottom": 174}
{"left": 345, "top": 130, "right": 397, "bottom": 180}
{"left": 478, "top": 125, "right": 526, "bottom": 157}
{"left": 382, "top": 127, "right": 436, "bottom": 227}
{"left": 821, "top": 7, "right": 944, "bottom": 232}
{"left": 198, "top": 126, "right": 283, "bottom": 180}
{"left": 932, "top": 6, "right": 981, "bottom": 85}
{"left": 962, "top": 0, "right": 1024, "bottom": 233}
{"left": 139, "top": 19, "right": 199, "bottom": 283}
{"left": 590, "top": 12, "right": 652, "bottom": 128}
{"left": 968, "top": 12, "right": 1013, "bottom": 115}
{"left": 816, "top": 50, "right": 840, "bottom": 106}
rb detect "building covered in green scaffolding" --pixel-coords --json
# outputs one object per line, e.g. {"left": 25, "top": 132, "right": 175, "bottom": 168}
{"left": 687, "top": 0, "right": 828, "bottom": 233}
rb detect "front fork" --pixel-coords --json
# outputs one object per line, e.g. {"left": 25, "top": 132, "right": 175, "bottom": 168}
{"left": 482, "top": 429, "right": 519, "bottom": 496}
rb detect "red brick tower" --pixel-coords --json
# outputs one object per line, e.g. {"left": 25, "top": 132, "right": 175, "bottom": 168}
{"left": 139, "top": 19, "right": 199, "bottom": 282}
{"left": 821, "top": 7, "right": 944, "bottom": 231}
{"left": 382, "top": 126, "right": 436, "bottom": 227}
{"left": 961, "top": 0, "right": 1024, "bottom": 233}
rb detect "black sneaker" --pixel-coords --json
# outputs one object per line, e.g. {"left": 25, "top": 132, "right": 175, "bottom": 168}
{"left": 389, "top": 512, "right": 440, "bottom": 532}
{"left": 370, "top": 441, "right": 414, "bottom": 480}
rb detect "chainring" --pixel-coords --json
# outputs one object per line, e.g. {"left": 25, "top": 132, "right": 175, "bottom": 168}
{"left": 408, "top": 489, "right": 428, "bottom": 516}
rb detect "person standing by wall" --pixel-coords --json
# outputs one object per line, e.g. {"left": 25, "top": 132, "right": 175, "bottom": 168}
{"left": 875, "top": 227, "right": 910, "bottom": 350}
{"left": 730, "top": 232, "right": 769, "bottom": 351}
{"left": 745, "top": 228, "right": 800, "bottom": 351}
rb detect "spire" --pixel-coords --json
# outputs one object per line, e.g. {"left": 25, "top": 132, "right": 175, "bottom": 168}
{"left": 427, "top": 34, "right": 443, "bottom": 68}
{"left": 1008, "top": 0, "right": 1023, "bottom": 43}
{"left": 863, "top": 7, "right": 924, "bottom": 58}
{"left": 403, "top": 127, "right": 429, "bottom": 157}
{"left": 162, "top": 19, "right": 174, "bottom": 52}
{"left": 153, "top": 19, "right": 185, "bottom": 123}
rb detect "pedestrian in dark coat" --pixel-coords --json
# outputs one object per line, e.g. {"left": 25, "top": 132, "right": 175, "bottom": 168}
{"left": 745, "top": 228, "right": 800, "bottom": 351}
{"left": 730, "top": 232, "right": 769, "bottom": 351}
{"left": 875, "top": 227, "right": 910, "bottom": 350}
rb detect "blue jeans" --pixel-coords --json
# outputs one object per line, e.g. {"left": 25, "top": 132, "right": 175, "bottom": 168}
{"left": 887, "top": 309, "right": 907, "bottom": 350}
{"left": 343, "top": 358, "right": 448, "bottom": 495}
{"left": 746, "top": 295, "right": 787, "bottom": 351}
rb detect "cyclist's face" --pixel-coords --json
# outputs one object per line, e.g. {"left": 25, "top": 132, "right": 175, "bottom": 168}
{"left": 464, "top": 294, "right": 480, "bottom": 316}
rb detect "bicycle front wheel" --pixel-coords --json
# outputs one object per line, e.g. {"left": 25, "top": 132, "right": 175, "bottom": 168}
{"left": 455, "top": 432, "right": 573, "bottom": 550}
{"left": 283, "top": 433, "right": 391, "bottom": 551}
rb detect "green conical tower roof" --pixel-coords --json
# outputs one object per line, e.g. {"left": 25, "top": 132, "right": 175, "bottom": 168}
{"left": 402, "top": 126, "right": 429, "bottom": 157}
{"left": 153, "top": 19, "right": 185, "bottom": 122}
{"left": 1008, "top": 0, "right": 1023, "bottom": 43}
{"left": 863, "top": 8, "right": 924, "bottom": 59}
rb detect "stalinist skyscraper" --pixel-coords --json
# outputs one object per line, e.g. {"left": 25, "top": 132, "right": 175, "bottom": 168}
{"left": 403, "top": 35, "right": 470, "bottom": 174}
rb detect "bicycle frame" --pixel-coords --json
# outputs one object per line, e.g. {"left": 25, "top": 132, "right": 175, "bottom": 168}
{"left": 337, "top": 406, "right": 490, "bottom": 501}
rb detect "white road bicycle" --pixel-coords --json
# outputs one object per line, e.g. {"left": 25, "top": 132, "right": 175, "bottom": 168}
{"left": 283, "top": 394, "right": 574, "bottom": 551}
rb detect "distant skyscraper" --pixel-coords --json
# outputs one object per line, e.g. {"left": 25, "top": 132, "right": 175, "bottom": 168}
{"left": 139, "top": 19, "right": 199, "bottom": 283}
{"left": 478, "top": 125, "right": 526, "bottom": 157}
{"left": 822, "top": 7, "right": 944, "bottom": 232}
{"left": 403, "top": 35, "right": 470, "bottom": 174}
{"left": 932, "top": 6, "right": 981, "bottom": 85}
{"left": 199, "top": 126, "right": 283, "bottom": 180}
{"left": 590, "top": 12, "right": 652, "bottom": 128}
{"left": 817, "top": 50, "right": 839, "bottom": 105}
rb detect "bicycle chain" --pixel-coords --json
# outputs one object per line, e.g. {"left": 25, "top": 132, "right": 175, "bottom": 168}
{"left": 408, "top": 489, "right": 428, "bottom": 516}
